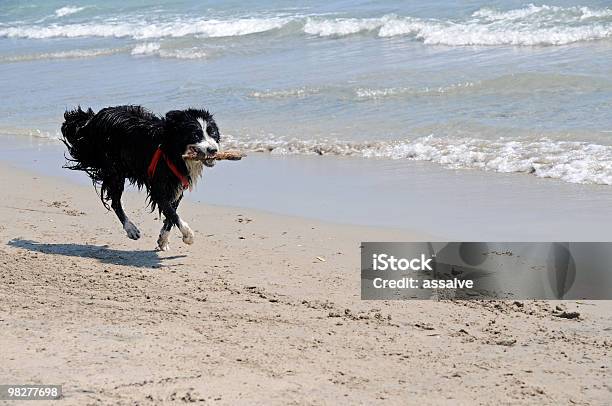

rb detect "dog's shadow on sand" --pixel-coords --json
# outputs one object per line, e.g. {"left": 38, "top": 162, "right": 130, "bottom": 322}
{"left": 8, "top": 239, "right": 186, "bottom": 269}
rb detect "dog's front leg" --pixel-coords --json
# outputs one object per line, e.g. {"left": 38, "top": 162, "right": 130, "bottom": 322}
{"left": 157, "top": 220, "right": 172, "bottom": 251}
{"left": 178, "top": 219, "right": 194, "bottom": 245}
{"left": 157, "top": 199, "right": 193, "bottom": 250}
{"left": 156, "top": 196, "right": 185, "bottom": 251}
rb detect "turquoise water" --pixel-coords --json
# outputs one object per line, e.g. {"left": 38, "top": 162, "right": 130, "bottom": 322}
{"left": 0, "top": 1, "right": 611, "bottom": 185}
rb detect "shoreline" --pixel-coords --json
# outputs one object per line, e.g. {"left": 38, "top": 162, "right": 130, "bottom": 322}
{"left": 0, "top": 160, "right": 611, "bottom": 404}
{"left": 0, "top": 136, "right": 436, "bottom": 240}
{"left": 2, "top": 134, "right": 612, "bottom": 241}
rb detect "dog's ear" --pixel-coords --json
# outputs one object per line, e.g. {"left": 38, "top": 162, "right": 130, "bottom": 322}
{"left": 165, "top": 110, "right": 187, "bottom": 124}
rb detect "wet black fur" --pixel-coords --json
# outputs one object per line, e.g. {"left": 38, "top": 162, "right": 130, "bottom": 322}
{"left": 61, "top": 105, "right": 220, "bottom": 240}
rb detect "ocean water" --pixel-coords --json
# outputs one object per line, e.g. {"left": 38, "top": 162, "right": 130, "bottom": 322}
{"left": 0, "top": 0, "right": 611, "bottom": 187}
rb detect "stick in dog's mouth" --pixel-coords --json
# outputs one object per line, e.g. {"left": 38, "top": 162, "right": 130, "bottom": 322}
{"left": 182, "top": 147, "right": 246, "bottom": 166}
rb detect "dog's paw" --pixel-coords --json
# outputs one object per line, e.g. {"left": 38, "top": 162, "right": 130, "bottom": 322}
{"left": 157, "top": 230, "right": 170, "bottom": 251}
{"left": 157, "top": 241, "right": 170, "bottom": 251}
{"left": 179, "top": 220, "right": 194, "bottom": 245}
{"left": 182, "top": 230, "right": 194, "bottom": 245}
{"left": 123, "top": 221, "right": 141, "bottom": 240}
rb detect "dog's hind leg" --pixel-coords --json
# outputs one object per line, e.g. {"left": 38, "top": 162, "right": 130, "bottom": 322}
{"left": 157, "top": 195, "right": 194, "bottom": 250}
{"left": 156, "top": 194, "right": 183, "bottom": 251}
{"left": 105, "top": 177, "right": 141, "bottom": 240}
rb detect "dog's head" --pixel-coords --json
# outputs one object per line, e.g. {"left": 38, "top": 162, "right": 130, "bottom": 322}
{"left": 164, "top": 108, "right": 220, "bottom": 167}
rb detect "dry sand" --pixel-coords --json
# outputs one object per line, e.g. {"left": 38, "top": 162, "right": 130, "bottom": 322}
{"left": 0, "top": 162, "right": 610, "bottom": 405}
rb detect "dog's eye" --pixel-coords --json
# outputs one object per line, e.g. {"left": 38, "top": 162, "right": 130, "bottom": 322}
{"left": 207, "top": 127, "right": 220, "bottom": 141}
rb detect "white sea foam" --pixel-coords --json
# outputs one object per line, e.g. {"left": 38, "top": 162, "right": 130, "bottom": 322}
{"left": 0, "top": 126, "right": 61, "bottom": 140}
{"left": 54, "top": 6, "right": 86, "bottom": 18}
{"left": 2, "top": 5, "right": 610, "bottom": 45}
{"left": 247, "top": 74, "right": 604, "bottom": 102}
{"left": 0, "top": 41, "right": 208, "bottom": 62}
{"left": 188, "top": 17, "right": 288, "bottom": 38}
{"left": 223, "top": 135, "right": 612, "bottom": 185}
{"left": 304, "top": 17, "right": 382, "bottom": 37}
{"left": 0, "top": 48, "right": 121, "bottom": 62}
{"left": 354, "top": 82, "right": 475, "bottom": 100}
{"left": 6, "top": 124, "right": 612, "bottom": 184}
{"left": 304, "top": 5, "right": 612, "bottom": 45}
{"left": 131, "top": 42, "right": 207, "bottom": 59}
{"left": 375, "top": 4, "right": 612, "bottom": 45}
{"left": 377, "top": 17, "right": 612, "bottom": 46}
{"left": 248, "top": 81, "right": 479, "bottom": 101}
{"left": 0, "top": 16, "right": 290, "bottom": 40}
{"left": 472, "top": 4, "right": 612, "bottom": 22}
{"left": 249, "top": 87, "right": 320, "bottom": 99}
{"left": 131, "top": 42, "right": 161, "bottom": 55}
{"left": 159, "top": 48, "right": 207, "bottom": 59}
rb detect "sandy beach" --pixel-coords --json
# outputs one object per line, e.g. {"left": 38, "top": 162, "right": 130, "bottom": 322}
{"left": 0, "top": 162, "right": 610, "bottom": 405}
{"left": 1, "top": 1, "right": 611, "bottom": 404}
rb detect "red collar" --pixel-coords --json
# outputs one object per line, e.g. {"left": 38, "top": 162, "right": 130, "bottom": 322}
{"left": 147, "top": 146, "right": 190, "bottom": 190}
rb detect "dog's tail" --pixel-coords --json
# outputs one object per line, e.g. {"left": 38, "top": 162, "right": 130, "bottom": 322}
{"left": 61, "top": 106, "right": 94, "bottom": 148}
{"left": 61, "top": 106, "right": 96, "bottom": 166}
{"left": 61, "top": 106, "right": 101, "bottom": 179}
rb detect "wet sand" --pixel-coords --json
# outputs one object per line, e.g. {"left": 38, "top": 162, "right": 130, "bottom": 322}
{"left": 2, "top": 135, "right": 612, "bottom": 241}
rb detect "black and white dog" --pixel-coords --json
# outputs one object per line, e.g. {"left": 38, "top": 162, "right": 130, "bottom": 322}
{"left": 61, "top": 105, "right": 220, "bottom": 251}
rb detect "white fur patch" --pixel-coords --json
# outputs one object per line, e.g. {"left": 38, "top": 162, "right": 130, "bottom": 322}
{"left": 185, "top": 159, "right": 203, "bottom": 187}
{"left": 179, "top": 117, "right": 217, "bottom": 190}
{"left": 197, "top": 118, "right": 220, "bottom": 152}
{"left": 157, "top": 229, "right": 170, "bottom": 251}
{"left": 123, "top": 219, "right": 140, "bottom": 240}
{"left": 178, "top": 219, "right": 194, "bottom": 245}
{"left": 197, "top": 117, "right": 207, "bottom": 131}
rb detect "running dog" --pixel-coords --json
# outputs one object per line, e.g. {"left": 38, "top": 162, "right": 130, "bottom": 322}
{"left": 61, "top": 105, "right": 220, "bottom": 251}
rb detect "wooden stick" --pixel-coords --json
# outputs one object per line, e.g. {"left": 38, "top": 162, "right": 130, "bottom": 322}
{"left": 182, "top": 149, "right": 246, "bottom": 161}
{"left": 212, "top": 150, "right": 246, "bottom": 161}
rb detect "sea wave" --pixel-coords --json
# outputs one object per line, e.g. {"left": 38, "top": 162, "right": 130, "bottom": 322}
{"left": 307, "top": 5, "right": 612, "bottom": 45}
{"left": 159, "top": 48, "right": 208, "bottom": 59}
{"left": 0, "top": 43, "right": 208, "bottom": 62}
{"left": 6, "top": 125, "right": 612, "bottom": 185}
{"left": 354, "top": 82, "right": 476, "bottom": 100}
{"left": 377, "top": 17, "right": 612, "bottom": 46}
{"left": 131, "top": 42, "right": 207, "bottom": 59}
{"left": 54, "top": 6, "right": 86, "bottom": 18}
{"left": 248, "top": 82, "right": 476, "bottom": 101}
{"left": 0, "top": 126, "right": 61, "bottom": 140}
{"left": 0, "top": 16, "right": 290, "bottom": 40}
{"left": 247, "top": 73, "right": 611, "bottom": 102}
{"left": 0, "top": 48, "right": 123, "bottom": 62}
{"left": 304, "top": 17, "right": 382, "bottom": 36}
{"left": 249, "top": 87, "right": 321, "bottom": 99}
{"left": 131, "top": 42, "right": 161, "bottom": 55}
{"left": 223, "top": 134, "right": 612, "bottom": 185}
{"left": 472, "top": 4, "right": 612, "bottom": 22}
{"left": 1, "top": 5, "right": 610, "bottom": 45}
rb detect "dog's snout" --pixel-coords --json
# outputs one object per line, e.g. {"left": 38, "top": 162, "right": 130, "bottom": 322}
{"left": 206, "top": 146, "right": 218, "bottom": 155}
